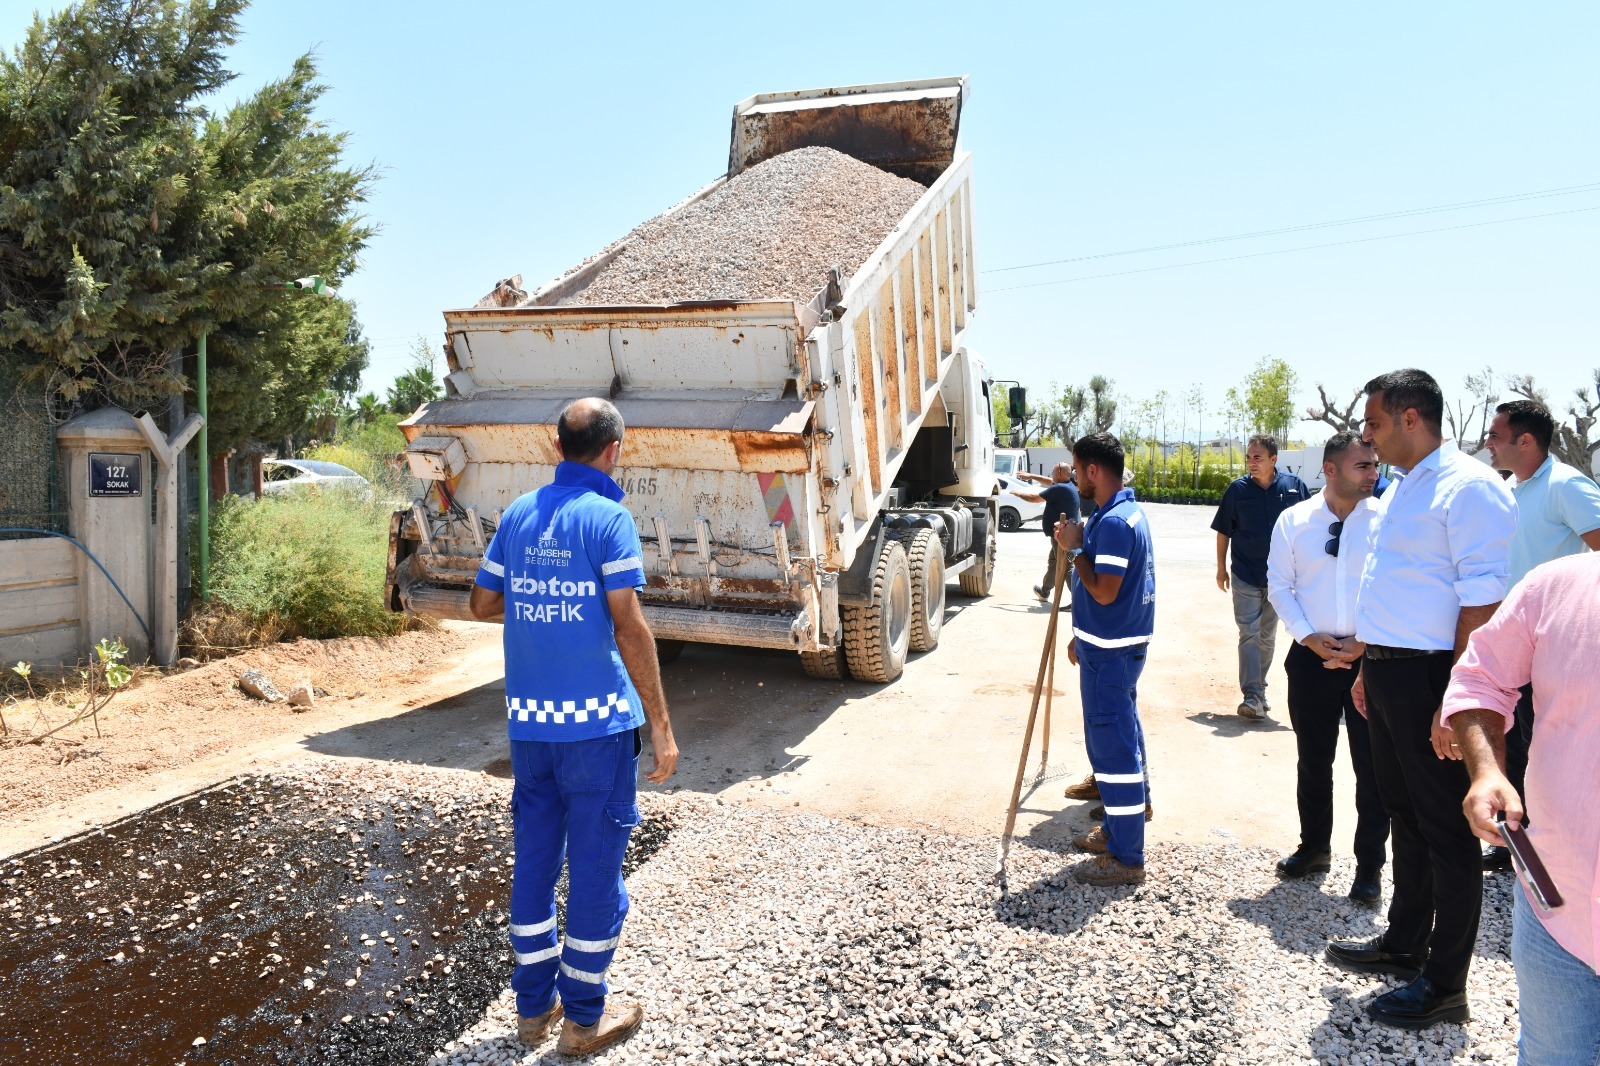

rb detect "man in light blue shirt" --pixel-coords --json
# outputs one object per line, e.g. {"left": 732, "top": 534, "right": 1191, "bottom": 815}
{"left": 1476, "top": 398, "right": 1600, "bottom": 870}
{"left": 469, "top": 397, "right": 678, "bottom": 1056}
{"left": 1324, "top": 369, "right": 1515, "bottom": 1031}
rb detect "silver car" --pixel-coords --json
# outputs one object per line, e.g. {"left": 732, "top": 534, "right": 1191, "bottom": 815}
{"left": 261, "top": 459, "right": 372, "bottom": 499}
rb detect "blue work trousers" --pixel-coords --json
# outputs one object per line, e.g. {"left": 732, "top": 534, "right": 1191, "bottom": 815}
{"left": 508, "top": 729, "right": 640, "bottom": 1026}
{"left": 1078, "top": 641, "right": 1150, "bottom": 867}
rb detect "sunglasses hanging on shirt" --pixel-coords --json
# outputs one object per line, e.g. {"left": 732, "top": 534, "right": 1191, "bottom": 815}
{"left": 1324, "top": 520, "right": 1345, "bottom": 558}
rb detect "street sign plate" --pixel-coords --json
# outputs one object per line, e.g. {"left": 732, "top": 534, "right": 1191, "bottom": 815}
{"left": 89, "top": 452, "right": 143, "bottom": 497}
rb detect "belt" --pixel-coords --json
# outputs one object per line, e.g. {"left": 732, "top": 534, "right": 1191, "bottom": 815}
{"left": 1364, "top": 644, "right": 1450, "bottom": 661}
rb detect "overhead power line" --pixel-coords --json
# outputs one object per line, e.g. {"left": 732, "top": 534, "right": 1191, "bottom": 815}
{"left": 983, "top": 181, "right": 1600, "bottom": 274}
{"left": 984, "top": 205, "right": 1600, "bottom": 294}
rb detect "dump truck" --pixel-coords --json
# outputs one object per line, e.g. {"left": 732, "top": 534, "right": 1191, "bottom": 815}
{"left": 386, "top": 76, "right": 995, "bottom": 683}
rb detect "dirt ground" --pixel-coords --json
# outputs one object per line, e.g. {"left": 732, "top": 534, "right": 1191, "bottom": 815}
{"left": 0, "top": 627, "right": 485, "bottom": 853}
{"left": 4, "top": 503, "right": 1347, "bottom": 877}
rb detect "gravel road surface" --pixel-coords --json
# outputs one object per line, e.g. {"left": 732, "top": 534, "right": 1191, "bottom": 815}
{"left": 434, "top": 794, "right": 1518, "bottom": 1065}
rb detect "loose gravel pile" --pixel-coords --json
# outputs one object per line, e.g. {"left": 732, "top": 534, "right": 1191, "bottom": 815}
{"left": 434, "top": 796, "right": 1519, "bottom": 1066}
{"left": 560, "top": 147, "right": 928, "bottom": 306}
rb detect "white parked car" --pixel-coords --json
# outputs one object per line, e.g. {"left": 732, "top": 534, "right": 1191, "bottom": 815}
{"left": 995, "top": 473, "right": 1046, "bottom": 532}
{"left": 261, "top": 459, "right": 372, "bottom": 499}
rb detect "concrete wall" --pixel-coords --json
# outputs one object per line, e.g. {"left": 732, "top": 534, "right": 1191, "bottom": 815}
{"left": 0, "top": 537, "right": 81, "bottom": 665}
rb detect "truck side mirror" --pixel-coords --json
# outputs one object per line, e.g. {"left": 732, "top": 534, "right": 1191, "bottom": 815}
{"left": 1007, "top": 386, "right": 1027, "bottom": 421}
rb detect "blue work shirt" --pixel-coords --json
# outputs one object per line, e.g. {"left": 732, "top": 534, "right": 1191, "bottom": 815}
{"left": 1211, "top": 471, "right": 1312, "bottom": 588}
{"left": 1040, "top": 481, "right": 1082, "bottom": 537}
{"left": 1071, "top": 487, "right": 1156, "bottom": 650}
{"left": 474, "top": 461, "right": 647, "bottom": 742}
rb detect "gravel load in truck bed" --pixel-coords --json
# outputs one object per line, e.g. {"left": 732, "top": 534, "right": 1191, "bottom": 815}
{"left": 559, "top": 147, "right": 929, "bottom": 306}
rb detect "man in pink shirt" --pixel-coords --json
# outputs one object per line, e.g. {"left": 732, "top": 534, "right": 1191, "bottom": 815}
{"left": 1442, "top": 552, "right": 1600, "bottom": 1065}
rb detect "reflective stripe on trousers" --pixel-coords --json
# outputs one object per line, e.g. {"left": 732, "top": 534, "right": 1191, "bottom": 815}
{"left": 1078, "top": 641, "right": 1150, "bottom": 867}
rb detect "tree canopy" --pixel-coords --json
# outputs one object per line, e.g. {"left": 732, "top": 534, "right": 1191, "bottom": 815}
{"left": 0, "top": 0, "right": 375, "bottom": 454}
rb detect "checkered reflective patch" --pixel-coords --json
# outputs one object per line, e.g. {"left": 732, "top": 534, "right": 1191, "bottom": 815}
{"left": 505, "top": 693, "right": 630, "bottom": 724}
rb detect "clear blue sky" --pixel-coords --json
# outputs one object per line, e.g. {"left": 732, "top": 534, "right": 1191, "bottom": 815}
{"left": 8, "top": 2, "right": 1598, "bottom": 440}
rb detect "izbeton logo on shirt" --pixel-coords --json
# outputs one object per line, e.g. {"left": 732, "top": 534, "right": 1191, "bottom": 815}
{"left": 508, "top": 570, "right": 596, "bottom": 623}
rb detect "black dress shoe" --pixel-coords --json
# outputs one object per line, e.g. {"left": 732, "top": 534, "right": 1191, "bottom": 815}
{"left": 1482, "top": 845, "right": 1512, "bottom": 871}
{"left": 1275, "top": 847, "right": 1332, "bottom": 879}
{"left": 1367, "top": 976, "right": 1469, "bottom": 1029}
{"left": 1324, "top": 937, "right": 1425, "bottom": 979}
{"left": 1348, "top": 866, "right": 1382, "bottom": 905}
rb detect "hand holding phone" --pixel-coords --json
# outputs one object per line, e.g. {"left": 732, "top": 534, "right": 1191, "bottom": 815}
{"left": 1498, "top": 813, "right": 1564, "bottom": 912}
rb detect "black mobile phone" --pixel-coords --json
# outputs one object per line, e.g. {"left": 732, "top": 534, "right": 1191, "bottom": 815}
{"left": 1498, "top": 813, "right": 1564, "bottom": 911}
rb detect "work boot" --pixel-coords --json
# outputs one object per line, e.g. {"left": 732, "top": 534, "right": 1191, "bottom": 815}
{"left": 516, "top": 1001, "right": 563, "bottom": 1046}
{"left": 1072, "top": 825, "right": 1108, "bottom": 853}
{"left": 1063, "top": 774, "right": 1100, "bottom": 800}
{"left": 557, "top": 1001, "right": 643, "bottom": 1057}
{"left": 1090, "top": 802, "right": 1154, "bottom": 822}
{"left": 1072, "top": 853, "right": 1146, "bottom": 886}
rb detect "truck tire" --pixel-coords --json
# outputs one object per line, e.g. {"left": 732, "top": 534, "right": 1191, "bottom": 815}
{"left": 842, "top": 541, "right": 912, "bottom": 683}
{"left": 654, "top": 639, "right": 686, "bottom": 665}
{"left": 957, "top": 522, "right": 995, "bottom": 598}
{"left": 799, "top": 645, "right": 847, "bottom": 680}
{"left": 905, "top": 529, "right": 945, "bottom": 653}
{"left": 998, "top": 506, "right": 1021, "bottom": 533}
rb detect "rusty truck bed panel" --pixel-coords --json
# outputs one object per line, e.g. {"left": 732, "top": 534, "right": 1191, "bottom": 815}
{"left": 402, "top": 396, "right": 814, "bottom": 474}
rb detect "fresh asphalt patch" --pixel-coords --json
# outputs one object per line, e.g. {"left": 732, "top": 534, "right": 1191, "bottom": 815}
{"left": 0, "top": 766, "right": 669, "bottom": 1065}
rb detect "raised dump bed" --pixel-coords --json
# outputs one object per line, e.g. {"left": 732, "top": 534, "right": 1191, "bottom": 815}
{"left": 389, "top": 77, "right": 994, "bottom": 684}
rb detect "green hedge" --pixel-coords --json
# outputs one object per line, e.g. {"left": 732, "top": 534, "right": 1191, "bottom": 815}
{"left": 1135, "top": 485, "right": 1226, "bottom": 506}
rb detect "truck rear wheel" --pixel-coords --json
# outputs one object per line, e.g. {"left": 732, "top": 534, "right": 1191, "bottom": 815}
{"left": 842, "top": 541, "right": 911, "bottom": 683}
{"left": 957, "top": 522, "right": 995, "bottom": 597}
{"left": 799, "top": 645, "right": 847, "bottom": 679}
{"left": 905, "top": 529, "right": 945, "bottom": 653}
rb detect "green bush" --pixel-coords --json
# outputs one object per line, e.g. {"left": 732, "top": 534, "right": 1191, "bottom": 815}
{"left": 205, "top": 491, "right": 405, "bottom": 640}
{"left": 306, "top": 413, "right": 416, "bottom": 502}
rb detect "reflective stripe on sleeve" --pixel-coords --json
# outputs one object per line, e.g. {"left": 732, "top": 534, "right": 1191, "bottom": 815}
{"left": 480, "top": 558, "right": 505, "bottom": 577}
{"left": 1096, "top": 555, "right": 1130, "bottom": 569}
{"left": 601, "top": 556, "right": 643, "bottom": 576}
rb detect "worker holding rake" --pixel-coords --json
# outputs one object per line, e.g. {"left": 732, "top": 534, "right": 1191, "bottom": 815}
{"left": 1054, "top": 432, "right": 1158, "bottom": 886}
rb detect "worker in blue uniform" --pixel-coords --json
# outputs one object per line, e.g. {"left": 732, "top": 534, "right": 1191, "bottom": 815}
{"left": 470, "top": 397, "right": 678, "bottom": 1057}
{"left": 1052, "top": 431, "right": 1157, "bottom": 886}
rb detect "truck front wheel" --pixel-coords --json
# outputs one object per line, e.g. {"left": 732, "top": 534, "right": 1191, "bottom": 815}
{"left": 842, "top": 541, "right": 912, "bottom": 683}
{"left": 905, "top": 529, "right": 945, "bottom": 653}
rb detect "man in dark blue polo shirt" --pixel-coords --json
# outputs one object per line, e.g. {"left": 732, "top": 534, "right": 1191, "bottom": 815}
{"left": 1009, "top": 462, "right": 1081, "bottom": 600}
{"left": 1212, "top": 434, "right": 1311, "bottom": 721}
{"left": 1052, "top": 432, "right": 1156, "bottom": 887}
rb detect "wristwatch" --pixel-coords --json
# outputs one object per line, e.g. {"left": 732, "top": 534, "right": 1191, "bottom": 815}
{"left": 1066, "top": 548, "right": 1084, "bottom": 564}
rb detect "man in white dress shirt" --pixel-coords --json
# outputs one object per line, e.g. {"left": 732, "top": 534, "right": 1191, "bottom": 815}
{"left": 1322, "top": 369, "right": 1516, "bottom": 1030}
{"left": 1266, "top": 432, "right": 1389, "bottom": 904}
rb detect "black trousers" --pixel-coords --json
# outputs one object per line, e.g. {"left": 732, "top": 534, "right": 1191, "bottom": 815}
{"left": 1501, "top": 684, "right": 1536, "bottom": 817}
{"left": 1284, "top": 643, "right": 1388, "bottom": 869}
{"left": 1364, "top": 653, "right": 1480, "bottom": 991}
